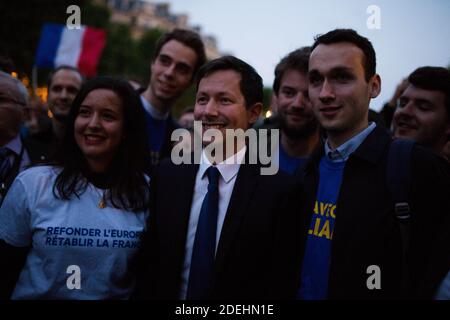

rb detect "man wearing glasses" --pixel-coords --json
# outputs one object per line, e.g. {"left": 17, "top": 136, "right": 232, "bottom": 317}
{"left": 0, "top": 71, "right": 30, "bottom": 204}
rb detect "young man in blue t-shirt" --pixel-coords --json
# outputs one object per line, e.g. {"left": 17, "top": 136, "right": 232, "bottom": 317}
{"left": 272, "top": 47, "right": 320, "bottom": 175}
{"left": 275, "top": 29, "right": 450, "bottom": 300}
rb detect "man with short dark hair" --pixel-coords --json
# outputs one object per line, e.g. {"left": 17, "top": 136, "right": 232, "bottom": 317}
{"left": 276, "top": 29, "right": 450, "bottom": 300}
{"left": 0, "top": 71, "right": 30, "bottom": 203}
{"left": 135, "top": 56, "right": 294, "bottom": 300}
{"left": 393, "top": 66, "right": 450, "bottom": 159}
{"left": 273, "top": 47, "right": 320, "bottom": 174}
{"left": 140, "top": 28, "right": 206, "bottom": 166}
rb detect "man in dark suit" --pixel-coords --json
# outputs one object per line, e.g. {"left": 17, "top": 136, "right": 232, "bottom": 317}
{"left": 135, "top": 56, "right": 295, "bottom": 300}
{"left": 0, "top": 71, "right": 31, "bottom": 205}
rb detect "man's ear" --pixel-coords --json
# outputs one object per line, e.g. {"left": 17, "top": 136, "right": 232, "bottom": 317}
{"left": 247, "top": 102, "right": 263, "bottom": 125}
{"left": 370, "top": 74, "right": 381, "bottom": 99}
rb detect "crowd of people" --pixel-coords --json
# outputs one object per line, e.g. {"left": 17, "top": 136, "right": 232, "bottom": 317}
{"left": 0, "top": 27, "right": 449, "bottom": 300}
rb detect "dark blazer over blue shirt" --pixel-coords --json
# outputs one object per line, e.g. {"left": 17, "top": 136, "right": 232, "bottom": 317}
{"left": 274, "top": 125, "right": 450, "bottom": 299}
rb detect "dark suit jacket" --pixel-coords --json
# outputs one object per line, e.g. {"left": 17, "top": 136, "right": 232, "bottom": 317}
{"left": 134, "top": 151, "right": 297, "bottom": 300}
{"left": 159, "top": 115, "right": 180, "bottom": 161}
{"left": 1, "top": 135, "right": 33, "bottom": 202}
{"left": 274, "top": 125, "right": 450, "bottom": 299}
{"left": 23, "top": 126, "right": 58, "bottom": 164}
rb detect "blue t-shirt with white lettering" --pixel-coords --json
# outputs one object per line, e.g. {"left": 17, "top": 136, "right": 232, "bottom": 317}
{"left": 297, "top": 156, "right": 345, "bottom": 299}
{"left": 0, "top": 166, "right": 149, "bottom": 299}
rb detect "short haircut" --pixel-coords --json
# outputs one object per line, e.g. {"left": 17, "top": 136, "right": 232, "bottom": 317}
{"left": 0, "top": 70, "right": 28, "bottom": 106}
{"left": 47, "top": 65, "right": 83, "bottom": 89}
{"left": 153, "top": 28, "right": 207, "bottom": 76}
{"left": 312, "top": 28, "right": 376, "bottom": 82}
{"left": 195, "top": 55, "right": 263, "bottom": 109}
{"left": 273, "top": 46, "right": 311, "bottom": 95}
{"left": 408, "top": 66, "right": 450, "bottom": 118}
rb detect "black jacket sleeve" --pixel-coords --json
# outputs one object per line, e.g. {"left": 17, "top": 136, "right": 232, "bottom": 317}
{"left": 0, "top": 240, "right": 29, "bottom": 299}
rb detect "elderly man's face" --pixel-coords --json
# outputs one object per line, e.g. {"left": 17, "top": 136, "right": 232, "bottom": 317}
{"left": 0, "top": 76, "right": 26, "bottom": 145}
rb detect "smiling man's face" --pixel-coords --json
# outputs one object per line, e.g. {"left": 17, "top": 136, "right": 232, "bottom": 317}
{"left": 308, "top": 42, "right": 380, "bottom": 145}
{"left": 194, "top": 69, "right": 260, "bottom": 152}
{"left": 149, "top": 39, "right": 197, "bottom": 104}
{"left": 394, "top": 84, "right": 449, "bottom": 152}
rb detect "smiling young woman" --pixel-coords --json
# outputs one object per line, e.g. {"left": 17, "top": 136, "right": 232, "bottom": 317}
{"left": 0, "top": 77, "right": 152, "bottom": 300}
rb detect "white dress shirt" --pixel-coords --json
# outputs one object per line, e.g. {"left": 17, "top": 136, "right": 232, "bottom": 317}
{"left": 179, "top": 146, "right": 247, "bottom": 299}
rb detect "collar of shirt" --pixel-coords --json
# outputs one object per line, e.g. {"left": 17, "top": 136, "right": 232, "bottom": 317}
{"left": 324, "top": 122, "right": 377, "bottom": 162}
{"left": 140, "top": 95, "right": 169, "bottom": 120}
{"left": 3, "top": 134, "right": 31, "bottom": 171}
{"left": 198, "top": 145, "right": 247, "bottom": 184}
{"left": 4, "top": 134, "right": 22, "bottom": 158}
{"left": 179, "top": 145, "right": 246, "bottom": 299}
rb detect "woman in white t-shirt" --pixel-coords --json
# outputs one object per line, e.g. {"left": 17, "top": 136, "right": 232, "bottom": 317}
{"left": 0, "top": 76, "right": 151, "bottom": 299}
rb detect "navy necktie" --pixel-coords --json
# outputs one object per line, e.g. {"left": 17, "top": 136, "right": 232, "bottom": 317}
{"left": 0, "top": 147, "right": 12, "bottom": 182}
{"left": 186, "top": 166, "right": 220, "bottom": 300}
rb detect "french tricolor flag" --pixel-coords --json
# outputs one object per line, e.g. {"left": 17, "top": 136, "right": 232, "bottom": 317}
{"left": 35, "top": 23, "right": 106, "bottom": 77}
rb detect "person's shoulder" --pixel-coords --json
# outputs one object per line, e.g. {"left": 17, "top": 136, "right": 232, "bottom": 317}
{"left": 158, "top": 157, "right": 183, "bottom": 170}
{"left": 155, "top": 157, "right": 195, "bottom": 177}
{"left": 168, "top": 114, "right": 181, "bottom": 129}
{"left": 16, "top": 165, "right": 60, "bottom": 184}
{"left": 259, "top": 166, "right": 292, "bottom": 180}
{"left": 256, "top": 166, "right": 297, "bottom": 191}
{"left": 24, "top": 125, "right": 54, "bottom": 144}
{"left": 412, "top": 144, "right": 449, "bottom": 168}
{"left": 411, "top": 144, "right": 450, "bottom": 180}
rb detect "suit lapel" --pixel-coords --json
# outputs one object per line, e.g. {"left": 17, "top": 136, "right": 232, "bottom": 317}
{"left": 214, "top": 161, "right": 260, "bottom": 273}
{"left": 170, "top": 164, "right": 199, "bottom": 260}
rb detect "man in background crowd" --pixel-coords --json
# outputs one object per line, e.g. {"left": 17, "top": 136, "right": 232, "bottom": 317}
{"left": 272, "top": 47, "right": 320, "bottom": 174}
{"left": 25, "top": 65, "right": 82, "bottom": 162}
{"left": 393, "top": 66, "right": 450, "bottom": 161}
{"left": 140, "top": 29, "right": 206, "bottom": 167}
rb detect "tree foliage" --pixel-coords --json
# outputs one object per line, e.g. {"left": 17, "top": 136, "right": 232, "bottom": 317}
{"left": 0, "top": 0, "right": 274, "bottom": 117}
{"left": 0, "top": 0, "right": 87, "bottom": 77}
